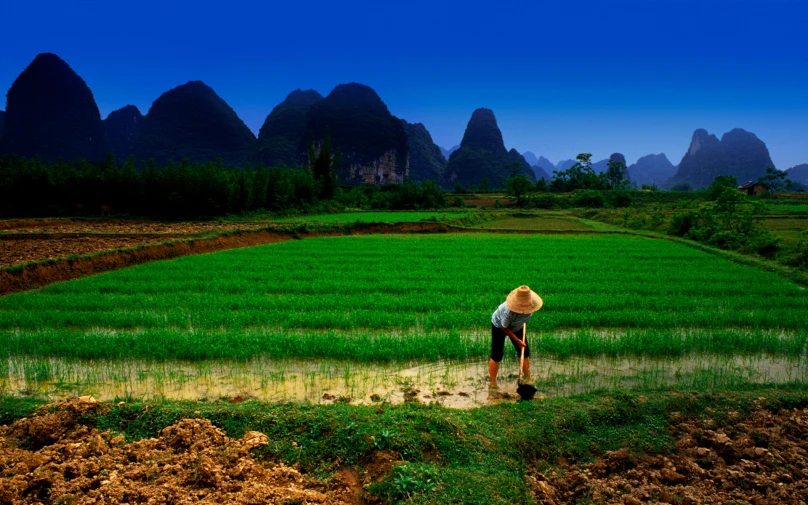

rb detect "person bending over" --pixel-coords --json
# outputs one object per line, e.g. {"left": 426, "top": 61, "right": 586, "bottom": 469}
{"left": 489, "top": 285, "right": 543, "bottom": 385}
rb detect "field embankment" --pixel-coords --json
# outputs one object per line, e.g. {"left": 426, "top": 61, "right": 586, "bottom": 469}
{"left": 1, "top": 389, "right": 806, "bottom": 504}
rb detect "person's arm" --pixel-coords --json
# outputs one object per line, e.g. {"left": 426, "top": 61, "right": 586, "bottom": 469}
{"left": 499, "top": 326, "right": 526, "bottom": 349}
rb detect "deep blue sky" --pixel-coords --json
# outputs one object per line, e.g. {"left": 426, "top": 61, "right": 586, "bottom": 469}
{"left": 1, "top": 0, "right": 806, "bottom": 169}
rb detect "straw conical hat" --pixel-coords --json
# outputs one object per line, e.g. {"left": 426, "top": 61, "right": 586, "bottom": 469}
{"left": 506, "top": 285, "right": 543, "bottom": 313}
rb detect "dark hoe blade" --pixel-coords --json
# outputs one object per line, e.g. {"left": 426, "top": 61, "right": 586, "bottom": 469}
{"left": 516, "top": 383, "right": 538, "bottom": 400}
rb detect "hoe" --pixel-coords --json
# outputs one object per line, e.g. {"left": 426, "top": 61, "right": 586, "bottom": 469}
{"left": 516, "top": 323, "right": 538, "bottom": 400}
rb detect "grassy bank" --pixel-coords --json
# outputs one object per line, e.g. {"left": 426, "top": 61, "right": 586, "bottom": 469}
{"left": 2, "top": 386, "right": 807, "bottom": 504}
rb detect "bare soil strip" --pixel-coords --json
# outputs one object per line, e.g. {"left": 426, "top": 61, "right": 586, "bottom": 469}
{"left": 1, "top": 234, "right": 188, "bottom": 267}
{"left": 0, "top": 218, "right": 266, "bottom": 234}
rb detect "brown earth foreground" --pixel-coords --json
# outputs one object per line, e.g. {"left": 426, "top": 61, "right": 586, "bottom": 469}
{"left": 0, "top": 397, "right": 360, "bottom": 505}
{"left": 2, "top": 398, "right": 807, "bottom": 504}
{"left": 530, "top": 406, "right": 808, "bottom": 504}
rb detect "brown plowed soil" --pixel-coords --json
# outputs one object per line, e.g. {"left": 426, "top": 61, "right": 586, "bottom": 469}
{"left": 0, "top": 218, "right": 269, "bottom": 268}
{"left": 0, "top": 219, "right": 265, "bottom": 234}
{"left": 0, "top": 235, "right": 187, "bottom": 268}
{"left": 0, "top": 397, "right": 359, "bottom": 504}
{"left": 529, "top": 407, "right": 808, "bottom": 504}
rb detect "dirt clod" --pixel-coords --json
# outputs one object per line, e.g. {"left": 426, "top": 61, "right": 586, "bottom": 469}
{"left": 0, "top": 398, "right": 355, "bottom": 504}
{"left": 528, "top": 408, "right": 808, "bottom": 505}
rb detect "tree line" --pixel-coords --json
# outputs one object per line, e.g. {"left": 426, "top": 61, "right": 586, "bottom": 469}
{"left": 0, "top": 138, "right": 446, "bottom": 218}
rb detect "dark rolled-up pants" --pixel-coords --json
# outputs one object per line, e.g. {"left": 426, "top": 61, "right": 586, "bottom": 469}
{"left": 490, "top": 323, "right": 530, "bottom": 362}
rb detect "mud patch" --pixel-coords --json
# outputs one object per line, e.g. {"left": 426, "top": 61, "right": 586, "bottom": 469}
{"left": 529, "top": 407, "right": 808, "bottom": 504}
{"left": 4, "top": 354, "right": 804, "bottom": 408}
{"left": 0, "top": 397, "right": 356, "bottom": 504}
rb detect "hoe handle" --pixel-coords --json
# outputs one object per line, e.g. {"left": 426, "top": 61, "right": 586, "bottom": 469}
{"left": 518, "top": 323, "right": 526, "bottom": 383}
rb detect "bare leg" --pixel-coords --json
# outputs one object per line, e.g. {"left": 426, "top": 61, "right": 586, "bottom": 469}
{"left": 488, "top": 358, "right": 500, "bottom": 384}
{"left": 522, "top": 358, "right": 530, "bottom": 378}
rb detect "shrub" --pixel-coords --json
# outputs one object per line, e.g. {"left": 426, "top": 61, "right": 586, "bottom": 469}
{"left": 607, "top": 191, "right": 633, "bottom": 208}
{"left": 748, "top": 232, "right": 780, "bottom": 258}
{"left": 707, "top": 230, "right": 743, "bottom": 251}
{"left": 532, "top": 194, "right": 564, "bottom": 209}
{"left": 786, "top": 231, "right": 808, "bottom": 267}
{"left": 668, "top": 211, "right": 699, "bottom": 236}
{"left": 572, "top": 190, "right": 606, "bottom": 208}
{"left": 670, "top": 183, "right": 693, "bottom": 191}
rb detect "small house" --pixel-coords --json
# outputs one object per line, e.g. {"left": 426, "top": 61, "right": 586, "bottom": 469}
{"left": 738, "top": 181, "right": 769, "bottom": 196}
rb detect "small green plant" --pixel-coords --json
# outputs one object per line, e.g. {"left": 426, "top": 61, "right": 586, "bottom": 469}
{"left": 372, "top": 463, "right": 441, "bottom": 502}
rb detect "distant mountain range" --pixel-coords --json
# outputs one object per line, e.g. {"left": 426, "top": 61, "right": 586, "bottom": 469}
{"left": 439, "top": 145, "right": 459, "bottom": 160}
{"left": 250, "top": 88, "right": 322, "bottom": 168}
{"left": 0, "top": 52, "right": 791, "bottom": 191}
{"left": 306, "top": 83, "right": 409, "bottom": 184}
{"left": 443, "top": 108, "right": 535, "bottom": 188}
{"left": 787, "top": 164, "right": 808, "bottom": 185}
{"left": 131, "top": 80, "right": 256, "bottom": 167}
{"left": 0, "top": 53, "right": 107, "bottom": 162}
{"left": 665, "top": 128, "right": 775, "bottom": 189}
{"left": 402, "top": 120, "right": 446, "bottom": 182}
{"left": 104, "top": 105, "right": 143, "bottom": 162}
{"left": 521, "top": 152, "right": 553, "bottom": 180}
{"left": 628, "top": 154, "right": 677, "bottom": 187}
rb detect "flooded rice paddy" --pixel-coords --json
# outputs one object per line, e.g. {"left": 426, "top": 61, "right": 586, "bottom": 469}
{"left": 2, "top": 353, "right": 805, "bottom": 408}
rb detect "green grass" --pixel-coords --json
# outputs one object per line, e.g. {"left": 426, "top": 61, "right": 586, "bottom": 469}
{"left": 1, "top": 234, "right": 807, "bottom": 361}
{"left": 765, "top": 204, "right": 808, "bottom": 213}
{"left": 477, "top": 215, "right": 594, "bottom": 231}
{"left": 275, "top": 211, "right": 471, "bottom": 223}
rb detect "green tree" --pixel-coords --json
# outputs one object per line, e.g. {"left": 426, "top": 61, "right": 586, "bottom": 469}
{"left": 758, "top": 167, "right": 791, "bottom": 192}
{"left": 605, "top": 159, "right": 628, "bottom": 189}
{"left": 506, "top": 174, "right": 533, "bottom": 202}
{"left": 712, "top": 186, "right": 746, "bottom": 231}
{"left": 550, "top": 153, "right": 602, "bottom": 192}
{"left": 707, "top": 175, "right": 738, "bottom": 200}
{"left": 308, "top": 131, "right": 340, "bottom": 199}
{"left": 577, "top": 153, "right": 593, "bottom": 168}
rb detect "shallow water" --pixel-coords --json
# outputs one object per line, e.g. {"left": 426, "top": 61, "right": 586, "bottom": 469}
{"left": 2, "top": 354, "right": 805, "bottom": 408}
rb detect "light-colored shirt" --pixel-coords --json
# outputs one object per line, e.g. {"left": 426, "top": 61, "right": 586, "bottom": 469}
{"left": 491, "top": 302, "right": 533, "bottom": 331}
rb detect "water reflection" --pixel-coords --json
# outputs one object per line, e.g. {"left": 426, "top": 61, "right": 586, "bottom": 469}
{"left": 1, "top": 354, "right": 805, "bottom": 408}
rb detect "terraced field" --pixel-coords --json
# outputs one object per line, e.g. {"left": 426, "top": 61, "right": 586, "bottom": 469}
{"left": 1, "top": 233, "right": 806, "bottom": 403}
{"left": 2, "top": 224, "right": 808, "bottom": 505}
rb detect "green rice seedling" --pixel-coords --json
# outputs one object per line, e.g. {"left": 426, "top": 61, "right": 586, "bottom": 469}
{"left": 1, "top": 234, "right": 808, "bottom": 365}
{"left": 275, "top": 211, "right": 471, "bottom": 224}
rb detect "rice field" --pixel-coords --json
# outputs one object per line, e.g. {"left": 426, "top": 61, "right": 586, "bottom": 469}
{"left": 275, "top": 211, "right": 471, "bottom": 223}
{"left": 1, "top": 233, "right": 806, "bottom": 402}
